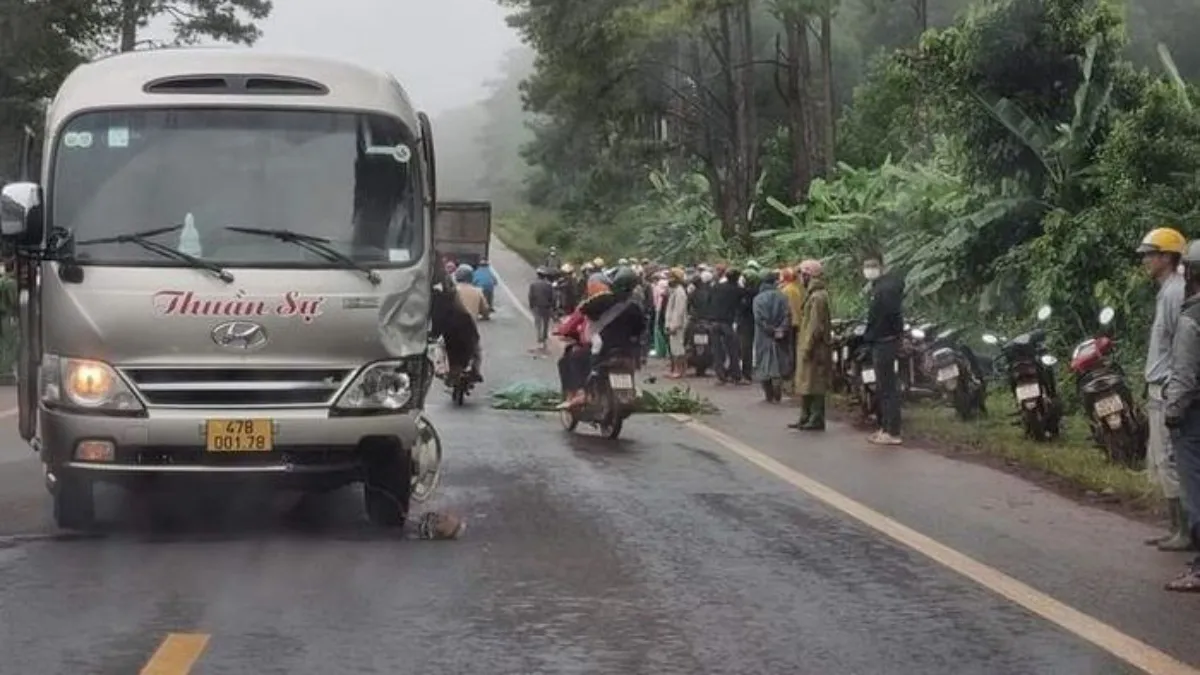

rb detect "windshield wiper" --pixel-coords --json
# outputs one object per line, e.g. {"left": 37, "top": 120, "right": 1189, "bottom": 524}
{"left": 75, "top": 225, "right": 235, "bottom": 283}
{"left": 225, "top": 226, "right": 381, "bottom": 285}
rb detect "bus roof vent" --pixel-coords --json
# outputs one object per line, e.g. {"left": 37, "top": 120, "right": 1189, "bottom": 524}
{"left": 143, "top": 76, "right": 232, "bottom": 93}
{"left": 243, "top": 76, "right": 328, "bottom": 95}
{"left": 143, "top": 75, "right": 327, "bottom": 95}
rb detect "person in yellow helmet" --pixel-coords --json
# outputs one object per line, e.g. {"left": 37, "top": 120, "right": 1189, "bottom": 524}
{"left": 1139, "top": 227, "right": 1192, "bottom": 552}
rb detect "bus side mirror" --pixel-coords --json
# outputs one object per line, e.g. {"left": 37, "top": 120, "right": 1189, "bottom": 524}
{"left": 0, "top": 182, "right": 44, "bottom": 245}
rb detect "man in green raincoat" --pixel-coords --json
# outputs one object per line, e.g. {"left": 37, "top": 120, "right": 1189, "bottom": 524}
{"left": 789, "top": 259, "right": 833, "bottom": 430}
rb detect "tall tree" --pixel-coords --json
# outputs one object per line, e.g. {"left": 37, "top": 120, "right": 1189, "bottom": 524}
{"left": 98, "top": 0, "right": 274, "bottom": 52}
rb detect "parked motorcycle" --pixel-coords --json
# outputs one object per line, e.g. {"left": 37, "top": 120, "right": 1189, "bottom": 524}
{"left": 560, "top": 351, "right": 639, "bottom": 439}
{"left": 899, "top": 321, "right": 942, "bottom": 400}
{"left": 982, "top": 305, "right": 1062, "bottom": 441}
{"left": 830, "top": 318, "right": 856, "bottom": 393}
{"left": 685, "top": 319, "right": 717, "bottom": 376}
{"left": 920, "top": 325, "right": 988, "bottom": 420}
{"left": 848, "top": 323, "right": 880, "bottom": 423}
{"left": 1069, "top": 306, "right": 1147, "bottom": 467}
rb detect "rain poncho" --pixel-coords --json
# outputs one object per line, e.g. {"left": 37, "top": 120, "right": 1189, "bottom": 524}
{"left": 752, "top": 280, "right": 792, "bottom": 381}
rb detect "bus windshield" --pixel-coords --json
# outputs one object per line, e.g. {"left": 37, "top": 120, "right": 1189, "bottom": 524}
{"left": 50, "top": 107, "right": 424, "bottom": 267}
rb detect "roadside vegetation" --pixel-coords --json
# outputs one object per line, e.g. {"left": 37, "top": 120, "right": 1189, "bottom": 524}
{"left": 834, "top": 391, "right": 1157, "bottom": 508}
{"left": 473, "top": 0, "right": 1200, "bottom": 502}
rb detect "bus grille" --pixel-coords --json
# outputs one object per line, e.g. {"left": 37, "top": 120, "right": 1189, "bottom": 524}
{"left": 120, "top": 367, "right": 352, "bottom": 407}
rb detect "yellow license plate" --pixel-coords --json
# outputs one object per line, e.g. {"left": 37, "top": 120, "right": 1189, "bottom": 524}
{"left": 205, "top": 419, "right": 274, "bottom": 452}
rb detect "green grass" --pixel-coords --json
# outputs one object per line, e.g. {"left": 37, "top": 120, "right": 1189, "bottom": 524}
{"left": 840, "top": 390, "right": 1158, "bottom": 510}
{"left": 494, "top": 213, "right": 542, "bottom": 266}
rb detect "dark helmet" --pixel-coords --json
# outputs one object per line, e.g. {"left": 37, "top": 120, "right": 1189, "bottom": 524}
{"left": 611, "top": 265, "right": 638, "bottom": 294}
{"left": 1183, "top": 240, "right": 1200, "bottom": 282}
{"left": 454, "top": 264, "right": 473, "bottom": 283}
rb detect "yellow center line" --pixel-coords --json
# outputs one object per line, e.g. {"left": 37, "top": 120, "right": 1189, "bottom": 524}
{"left": 670, "top": 413, "right": 1200, "bottom": 675}
{"left": 139, "top": 633, "right": 210, "bottom": 675}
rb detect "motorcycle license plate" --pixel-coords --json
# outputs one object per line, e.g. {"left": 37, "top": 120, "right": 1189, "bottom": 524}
{"left": 1094, "top": 394, "right": 1124, "bottom": 417}
{"left": 693, "top": 334, "right": 709, "bottom": 345}
{"left": 936, "top": 364, "right": 959, "bottom": 381}
{"left": 861, "top": 368, "right": 876, "bottom": 384}
{"left": 608, "top": 373, "right": 634, "bottom": 390}
{"left": 1015, "top": 382, "right": 1041, "bottom": 401}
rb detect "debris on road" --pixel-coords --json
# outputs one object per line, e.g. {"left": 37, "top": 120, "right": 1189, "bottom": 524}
{"left": 416, "top": 511, "right": 466, "bottom": 540}
{"left": 489, "top": 381, "right": 717, "bottom": 414}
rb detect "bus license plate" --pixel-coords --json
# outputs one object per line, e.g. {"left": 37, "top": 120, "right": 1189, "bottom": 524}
{"left": 206, "top": 419, "right": 273, "bottom": 452}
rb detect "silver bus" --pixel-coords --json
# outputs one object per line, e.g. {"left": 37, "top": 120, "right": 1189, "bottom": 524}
{"left": 0, "top": 48, "right": 443, "bottom": 529}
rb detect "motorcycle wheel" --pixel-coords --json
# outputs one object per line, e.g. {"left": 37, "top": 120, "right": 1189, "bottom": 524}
{"left": 559, "top": 407, "right": 579, "bottom": 432}
{"left": 1022, "top": 408, "right": 1050, "bottom": 442}
{"left": 600, "top": 415, "right": 623, "bottom": 440}
{"left": 1105, "top": 424, "right": 1146, "bottom": 469}
{"left": 451, "top": 383, "right": 466, "bottom": 406}
{"left": 952, "top": 384, "right": 981, "bottom": 421}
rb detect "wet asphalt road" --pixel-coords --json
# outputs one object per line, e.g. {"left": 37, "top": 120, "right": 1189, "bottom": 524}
{"left": 0, "top": 245, "right": 1180, "bottom": 673}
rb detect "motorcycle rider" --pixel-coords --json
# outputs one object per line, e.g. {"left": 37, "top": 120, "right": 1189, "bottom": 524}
{"left": 560, "top": 263, "right": 581, "bottom": 314}
{"left": 431, "top": 269, "right": 483, "bottom": 384}
{"left": 1162, "top": 240, "right": 1200, "bottom": 591}
{"left": 1139, "top": 227, "right": 1192, "bottom": 551}
{"left": 561, "top": 267, "right": 647, "bottom": 408}
{"left": 580, "top": 266, "right": 647, "bottom": 360}
{"left": 454, "top": 264, "right": 491, "bottom": 321}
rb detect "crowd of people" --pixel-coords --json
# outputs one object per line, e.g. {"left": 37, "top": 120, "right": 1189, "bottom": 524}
{"left": 524, "top": 227, "right": 1200, "bottom": 593}
{"left": 436, "top": 230, "right": 1200, "bottom": 592}
{"left": 525, "top": 251, "right": 905, "bottom": 443}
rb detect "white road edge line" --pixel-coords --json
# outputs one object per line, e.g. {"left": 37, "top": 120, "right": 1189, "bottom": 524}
{"left": 492, "top": 241, "right": 1197, "bottom": 673}
{"left": 669, "top": 412, "right": 1198, "bottom": 675}
{"left": 490, "top": 266, "right": 534, "bottom": 323}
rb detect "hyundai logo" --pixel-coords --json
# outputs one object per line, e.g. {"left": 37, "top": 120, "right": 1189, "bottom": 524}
{"left": 211, "top": 321, "right": 268, "bottom": 350}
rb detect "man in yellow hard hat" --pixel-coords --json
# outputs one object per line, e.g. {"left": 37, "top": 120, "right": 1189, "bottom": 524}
{"left": 1139, "top": 227, "right": 1192, "bottom": 551}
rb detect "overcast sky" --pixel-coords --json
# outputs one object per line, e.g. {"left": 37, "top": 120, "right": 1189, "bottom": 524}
{"left": 250, "top": 0, "right": 523, "bottom": 114}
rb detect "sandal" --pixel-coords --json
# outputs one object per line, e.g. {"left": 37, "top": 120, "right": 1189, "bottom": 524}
{"left": 1165, "top": 562, "right": 1200, "bottom": 592}
{"left": 417, "top": 511, "right": 466, "bottom": 540}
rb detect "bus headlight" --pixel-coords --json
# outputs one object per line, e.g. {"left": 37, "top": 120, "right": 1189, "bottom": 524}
{"left": 41, "top": 355, "right": 144, "bottom": 412}
{"left": 334, "top": 359, "right": 416, "bottom": 411}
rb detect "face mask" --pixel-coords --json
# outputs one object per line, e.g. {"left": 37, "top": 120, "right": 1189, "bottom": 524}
{"left": 863, "top": 267, "right": 881, "bottom": 281}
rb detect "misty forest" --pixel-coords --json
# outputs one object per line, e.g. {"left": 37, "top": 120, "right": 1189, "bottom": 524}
{"left": 4, "top": 0, "right": 1200, "bottom": 359}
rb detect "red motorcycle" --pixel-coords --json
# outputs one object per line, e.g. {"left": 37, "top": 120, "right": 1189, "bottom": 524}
{"left": 1068, "top": 307, "right": 1146, "bottom": 467}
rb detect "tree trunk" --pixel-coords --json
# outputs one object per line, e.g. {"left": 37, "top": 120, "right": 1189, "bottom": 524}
{"left": 722, "top": 0, "right": 757, "bottom": 249}
{"left": 717, "top": 6, "right": 741, "bottom": 242}
{"left": 736, "top": 0, "right": 758, "bottom": 248}
{"left": 783, "top": 16, "right": 812, "bottom": 202}
{"left": 819, "top": 8, "right": 835, "bottom": 172}
{"left": 119, "top": 0, "right": 143, "bottom": 52}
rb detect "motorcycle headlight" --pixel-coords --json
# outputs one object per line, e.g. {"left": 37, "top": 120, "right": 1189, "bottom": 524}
{"left": 1040, "top": 354, "right": 1058, "bottom": 366}
{"left": 334, "top": 359, "right": 420, "bottom": 411}
{"left": 41, "top": 355, "right": 144, "bottom": 413}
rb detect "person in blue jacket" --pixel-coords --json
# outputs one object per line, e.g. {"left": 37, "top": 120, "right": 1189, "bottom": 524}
{"left": 472, "top": 258, "right": 498, "bottom": 309}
